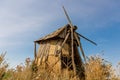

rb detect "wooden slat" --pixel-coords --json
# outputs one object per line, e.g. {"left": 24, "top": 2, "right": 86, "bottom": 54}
{"left": 62, "top": 60, "right": 68, "bottom": 68}
{"left": 44, "top": 43, "right": 50, "bottom": 62}
{"left": 39, "top": 43, "right": 47, "bottom": 64}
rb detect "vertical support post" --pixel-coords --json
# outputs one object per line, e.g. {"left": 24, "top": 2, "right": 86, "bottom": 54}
{"left": 71, "top": 26, "right": 77, "bottom": 76}
{"left": 62, "top": 6, "right": 76, "bottom": 76}
{"left": 34, "top": 42, "right": 37, "bottom": 59}
{"left": 59, "top": 51, "right": 62, "bottom": 73}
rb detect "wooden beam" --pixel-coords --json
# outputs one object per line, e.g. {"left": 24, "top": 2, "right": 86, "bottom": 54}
{"left": 61, "top": 32, "right": 70, "bottom": 49}
{"left": 62, "top": 6, "right": 76, "bottom": 77}
{"left": 71, "top": 26, "right": 77, "bottom": 76}
{"left": 62, "top": 60, "right": 68, "bottom": 68}
{"left": 59, "top": 52, "right": 62, "bottom": 73}
{"left": 56, "top": 32, "right": 70, "bottom": 54}
{"left": 77, "top": 32, "right": 97, "bottom": 46}
{"left": 74, "top": 32, "right": 86, "bottom": 63}
{"left": 47, "top": 58, "right": 60, "bottom": 73}
{"left": 79, "top": 41, "right": 86, "bottom": 63}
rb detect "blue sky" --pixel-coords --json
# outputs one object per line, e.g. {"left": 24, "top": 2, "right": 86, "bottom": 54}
{"left": 0, "top": 0, "right": 120, "bottom": 68}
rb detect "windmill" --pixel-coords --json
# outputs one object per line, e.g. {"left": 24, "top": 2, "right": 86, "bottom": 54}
{"left": 62, "top": 6, "right": 97, "bottom": 79}
{"left": 33, "top": 6, "right": 97, "bottom": 80}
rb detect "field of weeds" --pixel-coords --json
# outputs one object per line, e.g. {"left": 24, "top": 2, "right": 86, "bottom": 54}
{"left": 0, "top": 53, "right": 120, "bottom": 80}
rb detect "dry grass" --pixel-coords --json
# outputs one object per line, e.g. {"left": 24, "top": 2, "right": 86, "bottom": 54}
{"left": 0, "top": 53, "right": 120, "bottom": 80}
{"left": 85, "top": 55, "right": 120, "bottom": 80}
{"left": 0, "top": 55, "right": 32, "bottom": 80}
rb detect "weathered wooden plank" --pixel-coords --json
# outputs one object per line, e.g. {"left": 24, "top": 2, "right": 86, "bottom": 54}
{"left": 70, "top": 26, "right": 77, "bottom": 76}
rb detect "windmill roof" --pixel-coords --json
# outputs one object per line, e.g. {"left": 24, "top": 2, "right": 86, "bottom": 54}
{"left": 35, "top": 24, "right": 70, "bottom": 43}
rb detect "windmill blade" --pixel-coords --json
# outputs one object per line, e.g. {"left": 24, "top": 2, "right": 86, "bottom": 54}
{"left": 62, "top": 6, "right": 75, "bottom": 29}
{"left": 63, "top": 6, "right": 97, "bottom": 46}
{"left": 74, "top": 32, "right": 86, "bottom": 63}
{"left": 77, "top": 32, "right": 97, "bottom": 46}
{"left": 79, "top": 40, "right": 86, "bottom": 63}
{"left": 62, "top": 6, "right": 72, "bottom": 24}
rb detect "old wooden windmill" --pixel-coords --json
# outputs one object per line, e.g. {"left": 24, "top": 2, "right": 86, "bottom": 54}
{"left": 34, "top": 6, "right": 97, "bottom": 80}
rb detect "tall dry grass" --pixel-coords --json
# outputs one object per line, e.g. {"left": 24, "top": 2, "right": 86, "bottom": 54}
{"left": 85, "top": 55, "right": 120, "bottom": 80}
{"left": 0, "top": 53, "right": 120, "bottom": 80}
{"left": 4, "top": 58, "right": 32, "bottom": 80}
{"left": 32, "top": 55, "right": 120, "bottom": 80}
{"left": 0, "top": 54, "right": 32, "bottom": 80}
{"left": 0, "top": 53, "right": 8, "bottom": 80}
